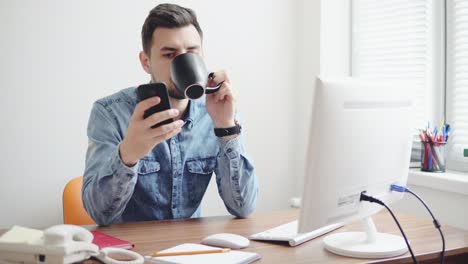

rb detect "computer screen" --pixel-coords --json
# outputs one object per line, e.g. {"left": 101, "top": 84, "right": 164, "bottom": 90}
{"left": 298, "top": 77, "right": 415, "bottom": 258}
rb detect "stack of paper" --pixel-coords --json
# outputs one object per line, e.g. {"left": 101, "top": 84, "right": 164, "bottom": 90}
{"left": 146, "top": 243, "right": 261, "bottom": 264}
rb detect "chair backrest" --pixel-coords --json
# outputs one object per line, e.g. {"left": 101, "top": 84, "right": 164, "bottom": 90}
{"left": 63, "top": 176, "right": 95, "bottom": 225}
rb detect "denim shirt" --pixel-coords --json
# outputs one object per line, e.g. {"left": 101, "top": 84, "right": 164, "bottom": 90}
{"left": 82, "top": 87, "right": 258, "bottom": 226}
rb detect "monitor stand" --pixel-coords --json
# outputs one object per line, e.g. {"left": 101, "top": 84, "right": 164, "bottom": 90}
{"left": 323, "top": 216, "right": 408, "bottom": 258}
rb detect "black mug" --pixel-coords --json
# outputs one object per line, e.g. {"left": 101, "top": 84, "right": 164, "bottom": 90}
{"left": 170, "top": 53, "right": 221, "bottom": 100}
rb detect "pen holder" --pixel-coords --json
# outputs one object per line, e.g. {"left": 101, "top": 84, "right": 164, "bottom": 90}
{"left": 420, "top": 141, "right": 446, "bottom": 172}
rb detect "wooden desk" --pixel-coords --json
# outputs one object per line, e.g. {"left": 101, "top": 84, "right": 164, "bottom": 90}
{"left": 87, "top": 209, "right": 468, "bottom": 264}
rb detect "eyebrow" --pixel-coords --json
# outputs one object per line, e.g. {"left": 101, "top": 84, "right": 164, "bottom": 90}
{"left": 160, "top": 45, "right": 201, "bottom": 52}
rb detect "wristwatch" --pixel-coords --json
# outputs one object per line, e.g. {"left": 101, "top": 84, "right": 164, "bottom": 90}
{"left": 214, "top": 121, "right": 242, "bottom": 137}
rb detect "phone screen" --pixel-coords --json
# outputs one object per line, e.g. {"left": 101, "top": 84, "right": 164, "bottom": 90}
{"left": 136, "top": 83, "right": 173, "bottom": 128}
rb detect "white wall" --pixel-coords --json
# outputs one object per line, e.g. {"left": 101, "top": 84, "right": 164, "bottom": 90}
{"left": 320, "top": 0, "right": 351, "bottom": 77}
{"left": 392, "top": 184, "right": 468, "bottom": 230}
{"left": 291, "top": 0, "right": 321, "bottom": 196}
{"left": 286, "top": 0, "right": 350, "bottom": 198}
{"left": 0, "top": 0, "right": 313, "bottom": 228}
{"left": 199, "top": 0, "right": 300, "bottom": 216}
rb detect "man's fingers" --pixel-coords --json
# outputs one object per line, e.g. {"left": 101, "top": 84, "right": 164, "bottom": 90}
{"left": 148, "top": 119, "right": 185, "bottom": 138}
{"left": 208, "top": 70, "right": 230, "bottom": 87}
{"left": 143, "top": 108, "right": 180, "bottom": 128}
{"left": 215, "top": 82, "right": 235, "bottom": 102}
{"left": 206, "top": 93, "right": 216, "bottom": 102}
{"left": 154, "top": 126, "right": 183, "bottom": 142}
{"left": 133, "top": 97, "right": 161, "bottom": 120}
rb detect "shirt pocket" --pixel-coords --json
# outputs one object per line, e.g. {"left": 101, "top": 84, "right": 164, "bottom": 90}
{"left": 186, "top": 157, "right": 217, "bottom": 175}
{"left": 135, "top": 159, "right": 165, "bottom": 205}
{"left": 185, "top": 157, "right": 217, "bottom": 202}
{"left": 138, "top": 159, "right": 161, "bottom": 175}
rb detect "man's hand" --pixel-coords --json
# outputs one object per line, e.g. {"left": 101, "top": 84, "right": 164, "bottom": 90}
{"left": 206, "top": 70, "right": 237, "bottom": 129}
{"left": 119, "top": 97, "right": 184, "bottom": 167}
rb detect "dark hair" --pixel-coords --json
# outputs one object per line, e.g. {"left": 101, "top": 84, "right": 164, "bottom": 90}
{"left": 141, "top": 3, "right": 203, "bottom": 55}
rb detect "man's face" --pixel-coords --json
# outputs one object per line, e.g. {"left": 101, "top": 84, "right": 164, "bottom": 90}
{"left": 140, "top": 25, "right": 202, "bottom": 99}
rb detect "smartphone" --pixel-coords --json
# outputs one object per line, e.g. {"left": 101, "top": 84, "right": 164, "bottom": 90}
{"left": 136, "top": 82, "right": 173, "bottom": 128}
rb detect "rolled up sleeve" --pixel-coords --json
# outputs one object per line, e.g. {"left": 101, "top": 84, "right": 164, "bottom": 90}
{"left": 82, "top": 102, "right": 138, "bottom": 226}
{"left": 215, "top": 136, "right": 258, "bottom": 218}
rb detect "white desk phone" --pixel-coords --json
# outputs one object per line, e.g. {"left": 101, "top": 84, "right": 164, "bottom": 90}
{"left": 0, "top": 224, "right": 144, "bottom": 264}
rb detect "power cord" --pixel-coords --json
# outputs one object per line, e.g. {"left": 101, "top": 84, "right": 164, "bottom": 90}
{"left": 391, "top": 184, "right": 445, "bottom": 264}
{"left": 360, "top": 192, "right": 418, "bottom": 264}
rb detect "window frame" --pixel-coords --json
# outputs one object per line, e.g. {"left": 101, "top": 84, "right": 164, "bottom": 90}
{"left": 445, "top": 0, "right": 468, "bottom": 172}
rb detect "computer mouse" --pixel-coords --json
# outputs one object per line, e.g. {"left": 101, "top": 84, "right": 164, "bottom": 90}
{"left": 201, "top": 233, "right": 250, "bottom": 249}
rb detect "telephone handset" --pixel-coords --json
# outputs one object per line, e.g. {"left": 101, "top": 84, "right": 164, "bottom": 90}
{"left": 0, "top": 225, "right": 144, "bottom": 264}
{"left": 43, "top": 224, "right": 98, "bottom": 260}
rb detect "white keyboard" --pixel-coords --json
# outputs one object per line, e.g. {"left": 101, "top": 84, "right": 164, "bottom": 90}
{"left": 249, "top": 220, "right": 343, "bottom": 247}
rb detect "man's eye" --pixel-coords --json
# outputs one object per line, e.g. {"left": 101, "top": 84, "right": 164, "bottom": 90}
{"left": 163, "top": 53, "right": 175, "bottom": 59}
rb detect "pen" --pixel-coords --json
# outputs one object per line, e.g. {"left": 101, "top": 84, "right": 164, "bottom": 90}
{"left": 151, "top": 248, "right": 231, "bottom": 257}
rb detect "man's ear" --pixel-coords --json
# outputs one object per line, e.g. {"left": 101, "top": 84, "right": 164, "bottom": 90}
{"left": 139, "top": 51, "right": 151, "bottom": 74}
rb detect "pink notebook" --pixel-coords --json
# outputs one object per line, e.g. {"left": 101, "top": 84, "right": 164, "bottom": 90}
{"left": 91, "top": 230, "right": 134, "bottom": 250}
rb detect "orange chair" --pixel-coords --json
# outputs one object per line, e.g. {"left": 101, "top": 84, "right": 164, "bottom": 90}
{"left": 63, "top": 176, "right": 95, "bottom": 225}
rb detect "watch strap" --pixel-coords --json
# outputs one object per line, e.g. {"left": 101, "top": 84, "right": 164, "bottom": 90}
{"left": 214, "top": 123, "right": 242, "bottom": 137}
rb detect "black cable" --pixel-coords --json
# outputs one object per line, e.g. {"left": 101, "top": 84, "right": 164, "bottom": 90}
{"left": 360, "top": 192, "right": 418, "bottom": 264}
{"left": 391, "top": 184, "right": 446, "bottom": 264}
{"left": 404, "top": 188, "right": 445, "bottom": 264}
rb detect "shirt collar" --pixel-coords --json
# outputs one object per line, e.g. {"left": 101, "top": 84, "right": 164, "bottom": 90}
{"left": 183, "top": 100, "right": 200, "bottom": 130}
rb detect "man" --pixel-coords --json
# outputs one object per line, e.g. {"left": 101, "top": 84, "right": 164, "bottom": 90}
{"left": 82, "top": 3, "right": 258, "bottom": 226}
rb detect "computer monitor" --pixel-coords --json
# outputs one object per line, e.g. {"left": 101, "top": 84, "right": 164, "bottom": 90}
{"left": 298, "top": 77, "right": 415, "bottom": 258}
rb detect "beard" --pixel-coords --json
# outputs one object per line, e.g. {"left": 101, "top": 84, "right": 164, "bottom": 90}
{"left": 167, "top": 85, "right": 186, "bottom": 100}
{"left": 151, "top": 77, "right": 186, "bottom": 100}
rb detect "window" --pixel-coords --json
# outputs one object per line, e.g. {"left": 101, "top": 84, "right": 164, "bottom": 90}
{"left": 352, "top": 0, "right": 468, "bottom": 172}
{"left": 352, "top": 0, "right": 437, "bottom": 129}
{"left": 447, "top": 0, "right": 468, "bottom": 171}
